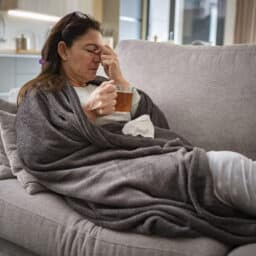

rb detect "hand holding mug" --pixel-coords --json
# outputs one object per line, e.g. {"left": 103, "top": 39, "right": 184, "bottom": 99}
{"left": 82, "top": 80, "right": 117, "bottom": 120}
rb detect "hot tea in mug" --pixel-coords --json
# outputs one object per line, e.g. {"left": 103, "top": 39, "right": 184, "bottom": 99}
{"left": 115, "top": 90, "right": 132, "bottom": 112}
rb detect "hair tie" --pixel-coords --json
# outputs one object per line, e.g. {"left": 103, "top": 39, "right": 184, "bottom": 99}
{"left": 39, "top": 58, "right": 47, "bottom": 65}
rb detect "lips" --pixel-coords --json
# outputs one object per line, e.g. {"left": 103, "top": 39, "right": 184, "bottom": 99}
{"left": 89, "top": 67, "right": 98, "bottom": 71}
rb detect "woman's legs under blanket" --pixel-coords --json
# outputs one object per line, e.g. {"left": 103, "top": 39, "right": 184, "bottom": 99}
{"left": 207, "top": 151, "right": 256, "bottom": 216}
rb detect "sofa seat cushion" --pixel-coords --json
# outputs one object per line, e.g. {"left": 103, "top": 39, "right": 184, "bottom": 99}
{"left": 0, "top": 99, "right": 17, "bottom": 180}
{"left": 0, "top": 179, "right": 229, "bottom": 256}
{"left": 0, "top": 237, "right": 37, "bottom": 256}
{"left": 228, "top": 244, "right": 256, "bottom": 256}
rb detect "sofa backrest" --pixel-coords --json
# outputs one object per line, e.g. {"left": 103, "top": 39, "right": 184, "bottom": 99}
{"left": 116, "top": 40, "right": 256, "bottom": 159}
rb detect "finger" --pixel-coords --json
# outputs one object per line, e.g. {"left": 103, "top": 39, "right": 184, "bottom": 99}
{"left": 99, "top": 81, "right": 116, "bottom": 93}
{"left": 98, "top": 90, "right": 117, "bottom": 105}
{"left": 100, "top": 83, "right": 117, "bottom": 94}
{"left": 98, "top": 104, "right": 116, "bottom": 115}
{"left": 101, "top": 54, "right": 117, "bottom": 60}
{"left": 97, "top": 88, "right": 117, "bottom": 106}
{"left": 100, "top": 44, "right": 115, "bottom": 55}
{"left": 92, "top": 88, "right": 116, "bottom": 110}
{"left": 104, "top": 44, "right": 116, "bottom": 53}
{"left": 91, "top": 96, "right": 116, "bottom": 110}
{"left": 99, "top": 99, "right": 117, "bottom": 110}
{"left": 100, "top": 80, "right": 115, "bottom": 87}
{"left": 101, "top": 57, "right": 118, "bottom": 67}
{"left": 101, "top": 59, "right": 118, "bottom": 67}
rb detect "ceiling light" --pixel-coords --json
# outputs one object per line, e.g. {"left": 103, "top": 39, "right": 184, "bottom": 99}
{"left": 7, "top": 10, "right": 60, "bottom": 22}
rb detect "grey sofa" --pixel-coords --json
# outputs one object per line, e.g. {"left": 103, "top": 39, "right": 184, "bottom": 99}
{"left": 0, "top": 40, "right": 256, "bottom": 256}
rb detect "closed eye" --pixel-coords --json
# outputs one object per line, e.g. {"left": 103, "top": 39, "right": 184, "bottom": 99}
{"left": 84, "top": 44, "right": 101, "bottom": 54}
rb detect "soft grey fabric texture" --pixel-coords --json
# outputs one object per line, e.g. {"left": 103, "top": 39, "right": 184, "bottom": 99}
{"left": 1, "top": 42, "right": 256, "bottom": 255}
{"left": 0, "top": 99, "right": 17, "bottom": 114}
{"left": 228, "top": 244, "right": 256, "bottom": 256}
{"left": 0, "top": 110, "right": 47, "bottom": 194}
{"left": 0, "top": 179, "right": 229, "bottom": 256}
{"left": 16, "top": 83, "right": 256, "bottom": 246}
{"left": 116, "top": 41, "right": 256, "bottom": 160}
{"left": 0, "top": 134, "right": 13, "bottom": 180}
{"left": 0, "top": 99, "right": 17, "bottom": 180}
{"left": 0, "top": 237, "right": 37, "bottom": 256}
{"left": 114, "top": 40, "right": 256, "bottom": 254}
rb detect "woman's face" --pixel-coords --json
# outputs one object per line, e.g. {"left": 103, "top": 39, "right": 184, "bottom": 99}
{"left": 60, "top": 29, "right": 104, "bottom": 85}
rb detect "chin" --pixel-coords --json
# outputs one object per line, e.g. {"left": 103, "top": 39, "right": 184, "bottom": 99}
{"left": 85, "top": 74, "right": 97, "bottom": 83}
{"left": 90, "top": 74, "right": 97, "bottom": 80}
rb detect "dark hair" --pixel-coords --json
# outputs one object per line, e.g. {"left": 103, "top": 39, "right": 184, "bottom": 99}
{"left": 17, "top": 11, "right": 101, "bottom": 104}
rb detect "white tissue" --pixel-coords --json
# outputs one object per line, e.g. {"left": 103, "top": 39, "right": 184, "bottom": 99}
{"left": 122, "top": 114, "right": 155, "bottom": 138}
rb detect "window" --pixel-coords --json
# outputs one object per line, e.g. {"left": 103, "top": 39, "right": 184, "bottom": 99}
{"left": 119, "top": 0, "right": 142, "bottom": 41}
{"left": 117, "top": 0, "right": 226, "bottom": 45}
{"left": 147, "top": 0, "right": 172, "bottom": 41}
{"left": 176, "top": 0, "right": 226, "bottom": 45}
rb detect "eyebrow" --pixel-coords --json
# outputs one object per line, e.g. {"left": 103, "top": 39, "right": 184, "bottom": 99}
{"left": 84, "top": 43, "right": 101, "bottom": 49}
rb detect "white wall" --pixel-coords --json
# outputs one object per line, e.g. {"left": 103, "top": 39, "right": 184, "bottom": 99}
{"left": 0, "top": 0, "right": 100, "bottom": 51}
{"left": 0, "top": 11, "right": 55, "bottom": 51}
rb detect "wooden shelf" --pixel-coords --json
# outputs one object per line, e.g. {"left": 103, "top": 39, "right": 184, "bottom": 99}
{"left": 15, "top": 49, "right": 41, "bottom": 55}
{"left": 0, "top": 49, "right": 40, "bottom": 58}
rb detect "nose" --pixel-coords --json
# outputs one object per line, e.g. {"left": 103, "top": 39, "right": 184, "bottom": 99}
{"left": 93, "top": 52, "right": 101, "bottom": 63}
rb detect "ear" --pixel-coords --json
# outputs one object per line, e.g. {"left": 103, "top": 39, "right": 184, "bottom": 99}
{"left": 57, "top": 41, "right": 68, "bottom": 61}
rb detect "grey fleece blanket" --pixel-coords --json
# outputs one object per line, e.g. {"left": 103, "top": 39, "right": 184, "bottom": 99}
{"left": 16, "top": 82, "right": 256, "bottom": 246}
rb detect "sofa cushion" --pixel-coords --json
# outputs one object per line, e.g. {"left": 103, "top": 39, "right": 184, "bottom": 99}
{"left": 116, "top": 41, "right": 256, "bottom": 160}
{"left": 0, "top": 179, "right": 229, "bottom": 256}
{"left": 227, "top": 244, "right": 256, "bottom": 256}
{"left": 0, "top": 237, "right": 37, "bottom": 256}
{"left": 0, "top": 135, "right": 13, "bottom": 179}
{"left": 0, "top": 99, "right": 17, "bottom": 180}
{"left": 0, "top": 110, "right": 47, "bottom": 194}
{"left": 0, "top": 98, "right": 17, "bottom": 114}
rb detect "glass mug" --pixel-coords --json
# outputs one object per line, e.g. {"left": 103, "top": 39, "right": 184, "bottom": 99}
{"left": 115, "top": 90, "right": 133, "bottom": 112}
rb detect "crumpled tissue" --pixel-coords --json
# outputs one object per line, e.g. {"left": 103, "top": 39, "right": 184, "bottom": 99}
{"left": 122, "top": 114, "right": 155, "bottom": 138}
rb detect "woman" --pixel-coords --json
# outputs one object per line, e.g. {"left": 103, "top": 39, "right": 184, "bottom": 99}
{"left": 18, "top": 11, "right": 141, "bottom": 125}
{"left": 16, "top": 11, "right": 256, "bottom": 246}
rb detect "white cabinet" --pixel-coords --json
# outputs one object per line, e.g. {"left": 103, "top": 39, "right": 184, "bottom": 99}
{"left": 0, "top": 54, "right": 41, "bottom": 100}
{"left": 0, "top": 57, "right": 16, "bottom": 93}
{"left": 16, "top": 57, "right": 41, "bottom": 88}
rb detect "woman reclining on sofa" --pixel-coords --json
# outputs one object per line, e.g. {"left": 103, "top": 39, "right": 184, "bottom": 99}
{"left": 15, "top": 11, "right": 256, "bottom": 246}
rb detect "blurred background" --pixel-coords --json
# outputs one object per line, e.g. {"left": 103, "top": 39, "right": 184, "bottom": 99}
{"left": 0, "top": 0, "right": 255, "bottom": 51}
{"left": 0, "top": 0, "right": 255, "bottom": 99}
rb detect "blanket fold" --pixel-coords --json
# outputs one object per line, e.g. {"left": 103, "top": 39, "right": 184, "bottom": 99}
{"left": 16, "top": 82, "right": 256, "bottom": 246}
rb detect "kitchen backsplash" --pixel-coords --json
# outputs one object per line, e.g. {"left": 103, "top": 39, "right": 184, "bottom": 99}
{"left": 0, "top": 11, "right": 56, "bottom": 51}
